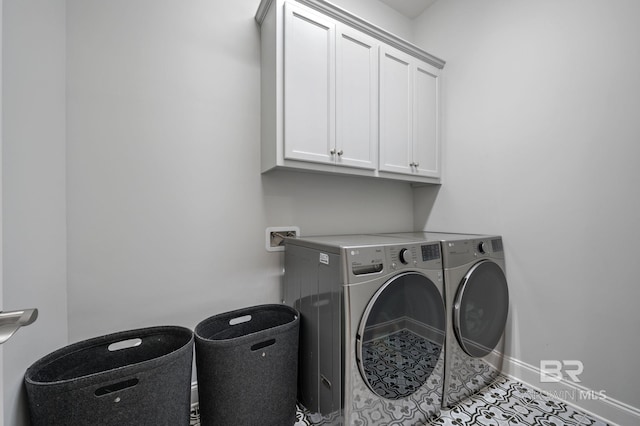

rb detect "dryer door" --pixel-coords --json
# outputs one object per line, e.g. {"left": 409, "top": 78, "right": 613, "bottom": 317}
{"left": 356, "top": 272, "right": 445, "bottom": 400}
{"left": 453, "top": 260, "right": 509, "bottom": 358}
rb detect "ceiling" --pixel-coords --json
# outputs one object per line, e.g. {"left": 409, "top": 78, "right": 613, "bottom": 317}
{"left": 377, "top": 0, "right": 438, "bottom": 19}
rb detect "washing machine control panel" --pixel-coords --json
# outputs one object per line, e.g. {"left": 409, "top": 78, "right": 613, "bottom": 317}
{"left": 388, "top": 243, "right": 442, "bottom": 271}
{"left": 398, "top": 248, "right": 411, "bottom": 264}
{"left": 442, "top": 237, "right": 505, "bottom": 264}
{"left": 347, "top": 243, "right": 443, "bottom": 282}
{"left": 392, "top": 246, "right": 418, "bottom": 268}
{"left": 421, "top": 243, "right": 441, "bottom": 261}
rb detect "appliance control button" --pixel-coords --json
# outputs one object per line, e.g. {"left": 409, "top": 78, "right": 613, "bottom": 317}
{"left": 399, "top": 248, "right": 410, "bottom": 264}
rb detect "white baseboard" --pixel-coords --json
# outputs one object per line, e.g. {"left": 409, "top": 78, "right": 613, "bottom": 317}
{"left": 502, "top": 355, "right": 640, "bottom": 426}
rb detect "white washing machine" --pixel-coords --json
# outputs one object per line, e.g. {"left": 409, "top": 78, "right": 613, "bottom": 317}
{"left": 386, "top": 232, "right": 509, "bottom": 408}
{"left": 284, "top": 234, "right": 447, "bottom": 425}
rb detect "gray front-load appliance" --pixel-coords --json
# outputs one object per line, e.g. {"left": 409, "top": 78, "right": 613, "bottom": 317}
{"left": 418, "top": 232, "right": 509, "bottom": 408}
{"left": 284, "top": 234, "right": 446, "bottom": 425}
{"left": 437, "top": 233, "right": 509, "bottom": 407}
{"left": 387, "top": 232, "right": 509, "bottom": 407}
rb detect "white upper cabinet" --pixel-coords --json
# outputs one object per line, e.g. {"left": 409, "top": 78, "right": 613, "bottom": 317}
{"left": 335, "top": 27, "right": 378, "bottom": 170}
{"left": 379, "top": 47, "right": 413, "bottom": 175}
{"left": 379, "top": 45, "right": 441, "bottom": 178}
{"left": 284, "top": 2, "right": 377, "bottom": 170}
{"left": 413, "top": 62, "right": 441, "bottom": 178}
{"left": 284, "top": 2, "right": 336, "bottom": 165}
{"left": 257, "top": 0, "right": 444, "bottom": 184}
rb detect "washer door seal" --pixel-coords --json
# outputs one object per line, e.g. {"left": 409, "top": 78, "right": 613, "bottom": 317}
{"left": 356, "top": 272, "right": 445, "bottom": 400}
{"left": 453, "top": 260, "right": 509, "bottom": 358}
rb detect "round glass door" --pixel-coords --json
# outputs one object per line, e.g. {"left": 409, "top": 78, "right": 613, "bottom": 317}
{"left": 356, "top": 272, "right": 445, "bottom": 400}
{"left": 453, "top": 260, "right": 509, "bottom": 358}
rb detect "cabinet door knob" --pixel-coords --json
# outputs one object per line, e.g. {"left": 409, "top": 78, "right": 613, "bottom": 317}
{"left": 337, "top": 150, "right": 343, "bottom": 156}
{"left": 330, "top": 149, "right": 336, "bottom": 155}
{"left": 414, "top": 162, "right": 419, "bottom": 168}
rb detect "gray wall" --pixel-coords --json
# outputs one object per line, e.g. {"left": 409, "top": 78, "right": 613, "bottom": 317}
{"left": 7, "top": 0, "right": 640, "bottom": 423}
{"left": 413, "top": 0, "right": 640, "bottom": 410}
{"left": 2, "top": 0, "right": 68, "bottom": 425}
{"left": 66, "top": 0, "right": 414, "bottom": 341}
{"left": 323, "top": 0, "right": 414, "bottom": 41}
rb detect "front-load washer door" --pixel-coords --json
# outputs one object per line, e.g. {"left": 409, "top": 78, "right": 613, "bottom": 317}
{"left": 356, "top": 272, "right": 445, "bottom": 400}
{"left": 453, "top": 260, "right": 509, "bottom": 358}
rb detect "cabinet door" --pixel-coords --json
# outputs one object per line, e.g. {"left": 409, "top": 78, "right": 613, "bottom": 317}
{"left": 379, "top": 46, "right": 413, "bottom": 174}
{"left": 413, "top": 61, "right": 441, "bottom": 178}
{"left": 335, "top": 27, "right": 378, "bottom": 170}
{"left": 284, "top": 2, "right": 335, "bottom": 164}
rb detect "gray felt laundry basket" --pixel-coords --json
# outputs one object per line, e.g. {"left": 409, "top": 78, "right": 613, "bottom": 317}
{"left": 24, "top": 326, "right": 193, "bottom": 426}
{"left": 195, "top": 304, "right": 299, "bottom": 426}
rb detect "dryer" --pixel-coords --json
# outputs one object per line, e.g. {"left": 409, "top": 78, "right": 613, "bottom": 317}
{"left": 284, "top": 234, "right": 446, "bottom": 425}
{"left": 384, "top": 232, "right": 509, "bottom": 408}
{"left": 438, "top": 234, "right": 509, "bottom": 407}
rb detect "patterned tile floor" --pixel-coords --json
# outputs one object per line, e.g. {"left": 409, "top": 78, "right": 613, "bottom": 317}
{"left": 189, "top": 375, "right": 609, "bottom": 425}
{"left": 425, "top": 375, "right": 609, "bottom": 426}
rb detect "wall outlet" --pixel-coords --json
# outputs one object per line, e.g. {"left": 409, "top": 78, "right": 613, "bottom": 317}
{"left": 266, "top": 226, "right": 300, "bottom": 252}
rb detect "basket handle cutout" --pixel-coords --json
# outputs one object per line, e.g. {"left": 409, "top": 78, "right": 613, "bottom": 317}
{"left": 108, "top": 338, "right": 142, "bottom": 352}
{"left": 94, "top": 378, "right": 139, "bottom": 396}
{"left": 229, "top": 314, "right": 252, "bottom": 326}
{"left": 251, "top": 338, "right": 275, "bottom": 351}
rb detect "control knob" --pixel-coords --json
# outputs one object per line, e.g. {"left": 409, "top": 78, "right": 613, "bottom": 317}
{"left": 399, "top": 248, "right": 410, "bottom": 265}
{"left": 478, "top": 241, "right": 488, "bottom": 254}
